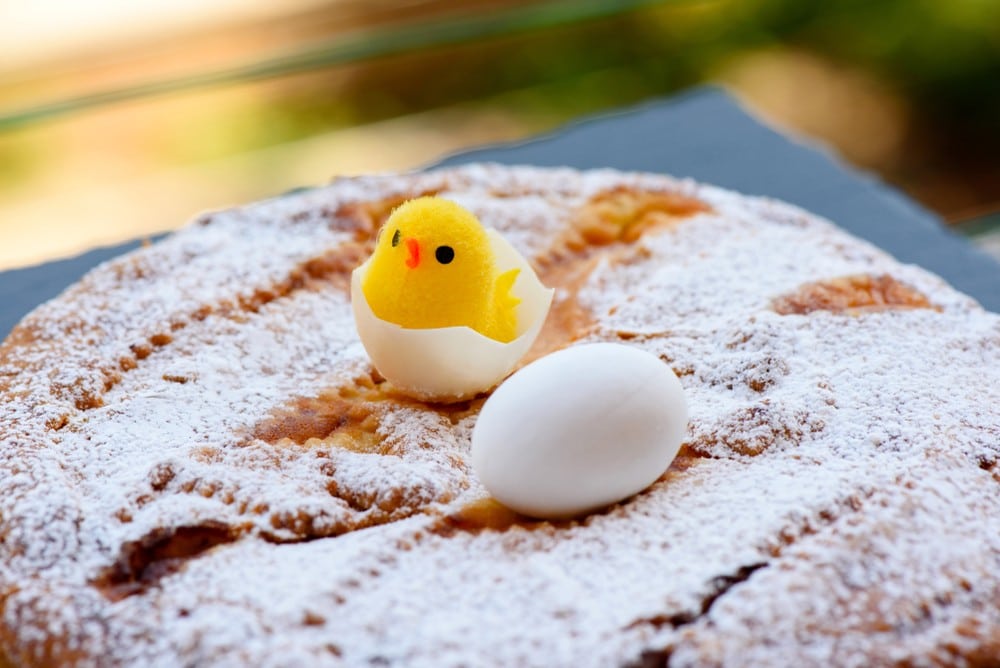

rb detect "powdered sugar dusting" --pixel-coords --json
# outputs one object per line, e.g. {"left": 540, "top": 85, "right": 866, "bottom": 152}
{"left": 1, "top": 165, "right": 998, "bottom": 666}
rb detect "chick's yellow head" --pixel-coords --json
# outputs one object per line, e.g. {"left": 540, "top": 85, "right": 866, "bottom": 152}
{"left": 362, "top": 197, "right": 496, "bottom": 332}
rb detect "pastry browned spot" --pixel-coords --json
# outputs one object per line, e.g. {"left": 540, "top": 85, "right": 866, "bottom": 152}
{"left": 432, "top": 497, "right": 539, "bottom": 535}
{"left": 251, "top": 371, "right": 482, "bottom": 453}
{"left": 772, "top": 273, "right": 936, "bottom": 315}
{"left": 45, "top": 414, "right": 69, "bottom": 431}
{"left": 571, "top": 185, "right": 711, "bottom": 246}
{"left": 92, "top": 521, "right": 244, "bottom": 602}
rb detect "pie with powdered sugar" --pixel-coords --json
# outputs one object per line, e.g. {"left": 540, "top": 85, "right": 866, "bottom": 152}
{"left": 1, "top": 164, "right": 998, "bottom": 666}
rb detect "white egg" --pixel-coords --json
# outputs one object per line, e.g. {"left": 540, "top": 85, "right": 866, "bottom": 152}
{"left": 352, "top": 229, "right": 553, "bottom": 402}
{"left": 471, "top": 343, "right": 688, "bottom": 520}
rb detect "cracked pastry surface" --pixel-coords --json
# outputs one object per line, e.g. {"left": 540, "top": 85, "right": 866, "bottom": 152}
{"left": 1, "top": 164, "right": 998, "bottom": 667}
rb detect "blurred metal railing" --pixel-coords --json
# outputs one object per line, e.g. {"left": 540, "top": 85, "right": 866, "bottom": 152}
{"left": 0, "top": 0, "right": 679, "bottom": 132}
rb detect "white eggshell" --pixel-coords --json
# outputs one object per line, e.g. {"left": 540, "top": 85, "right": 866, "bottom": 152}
{"left": 471, "top": 343, "right": 688, "bottom": 519}
{"left": 352, "top": 229, "right": 553, "bottom": 402}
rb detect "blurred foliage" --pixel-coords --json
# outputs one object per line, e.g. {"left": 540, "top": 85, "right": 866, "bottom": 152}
{"left": 222, "top": 0, "right": 1000, "bottom": 151}
{"left": 753, "top": 0, "right": 1000, "bottom": 134}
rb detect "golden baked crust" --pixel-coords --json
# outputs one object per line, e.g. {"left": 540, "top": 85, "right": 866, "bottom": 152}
{"left": 1, "top": 165, "right": 998, "bottom": 666}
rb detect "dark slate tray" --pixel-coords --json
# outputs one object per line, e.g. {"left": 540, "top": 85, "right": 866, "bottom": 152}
{"left": 2, "top": 87, "right": 997, "bottom": 339}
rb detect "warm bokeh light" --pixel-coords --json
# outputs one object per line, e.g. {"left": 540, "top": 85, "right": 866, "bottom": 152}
{"left": 1, "top": 0, "right": 998, "bottom": 270}
{"left": 1, "top": 0, "right": 321, "bottom": 70}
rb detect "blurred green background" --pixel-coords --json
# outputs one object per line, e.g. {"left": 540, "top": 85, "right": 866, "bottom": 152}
{"left": 1, "top": 0, "right": 998, "bottom": 270}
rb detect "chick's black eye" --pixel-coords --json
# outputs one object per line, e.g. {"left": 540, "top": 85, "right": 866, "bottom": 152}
{"left": 391, "top": 229, "right": 401, "bottom": 247}
{"left": 435, "top": 245, "right": 455, "bottom": 264}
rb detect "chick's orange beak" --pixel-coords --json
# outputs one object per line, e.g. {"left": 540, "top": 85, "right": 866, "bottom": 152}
{"left": 405, "top": 237, "right": 421, "bottom": 269}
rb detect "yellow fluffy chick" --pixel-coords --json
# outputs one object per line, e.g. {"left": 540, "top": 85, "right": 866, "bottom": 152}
{"left": 361, "top": 197, "right": 521, "bottom": 343}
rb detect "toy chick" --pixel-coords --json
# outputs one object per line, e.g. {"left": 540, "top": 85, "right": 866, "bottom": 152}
{"left": 361, "top": 197, "right": 521, "bottom": 343}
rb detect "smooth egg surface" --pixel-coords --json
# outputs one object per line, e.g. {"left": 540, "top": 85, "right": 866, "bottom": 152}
{"left": 471, "top": 342, "right": 688, "bottom": 520}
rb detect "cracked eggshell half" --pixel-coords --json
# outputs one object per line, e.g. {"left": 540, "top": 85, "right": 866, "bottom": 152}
{"left": 352, "top": 229, "right": 553, "bottom": 402}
